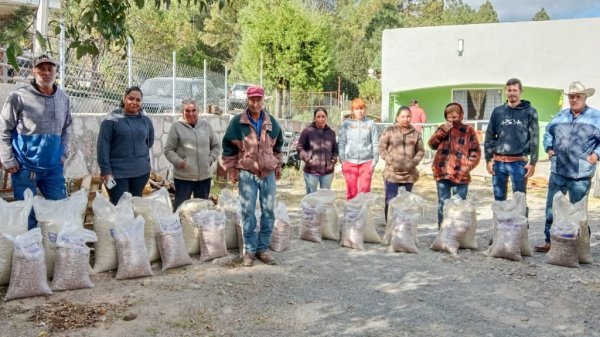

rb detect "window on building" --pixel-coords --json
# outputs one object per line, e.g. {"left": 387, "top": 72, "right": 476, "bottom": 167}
{"left": 452, "top": 88, "right": 503, "bottom": 120}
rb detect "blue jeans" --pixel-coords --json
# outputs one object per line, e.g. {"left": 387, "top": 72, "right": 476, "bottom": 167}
{"left": 492, "top": 161, "right": 527, "bottom": 201}
{"left": 436, "top": 179, "right": 468, "bottom": 226}
{"left": 238, "top": 170, "right": 276, "bottom": 254}
{"left": 107, "top": 173, "right": 150, "bottom": 205}
{"left": 173, "top": 178, "right": 212, "bottom": 210}
{"left": 303, "top": 173, "right": 334, "bottom": 194}
{"left": 11, "top": 165, "right": 67, "bottom": 230}
{"left": 544, "top": 172, "right": 591, "bottom": 243}
{"left": 384, "top": 180, "right": 413, "bottom": 221}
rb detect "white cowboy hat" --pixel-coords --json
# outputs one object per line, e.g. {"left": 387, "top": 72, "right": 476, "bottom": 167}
{"left": 564, "top": 81, "right": 595, "bottom": 97}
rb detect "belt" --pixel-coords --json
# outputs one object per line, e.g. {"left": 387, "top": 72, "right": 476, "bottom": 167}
{"left": 493, "top": 154, "right": 528, "bottom": 162}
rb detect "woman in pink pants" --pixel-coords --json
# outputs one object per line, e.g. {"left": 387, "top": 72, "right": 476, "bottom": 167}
{"left": 338, "top": 98, "right": 380, "bottom": 200}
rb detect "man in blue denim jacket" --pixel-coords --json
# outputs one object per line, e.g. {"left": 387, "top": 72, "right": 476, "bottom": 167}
{"left": 536, "top": 81, "right": 600, "bottom": 252}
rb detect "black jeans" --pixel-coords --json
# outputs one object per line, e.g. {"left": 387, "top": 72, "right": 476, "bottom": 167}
{"left": 107, "top": 173, "right": 150, "bottom": 205}
{"left": 173, "top": 177, "right": 212, "bottom": 210}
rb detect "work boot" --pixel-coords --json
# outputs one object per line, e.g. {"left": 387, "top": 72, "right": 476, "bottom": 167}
{"left": 242, "top": 253, "right": 255, "bottom": 267}
{"left": 534, "top": 242, "right": 551, "bottom": 253}
{"left": 256, "top": 251, "right": 276, "bottom": 265}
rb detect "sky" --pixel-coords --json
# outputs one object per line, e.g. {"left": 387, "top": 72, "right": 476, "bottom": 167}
{"left": 463, "top": 0, "right": 600, "bottom": 22}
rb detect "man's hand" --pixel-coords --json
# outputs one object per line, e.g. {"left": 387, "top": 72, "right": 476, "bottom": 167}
{"left": 275, "top": 167, "right": 282, "bottom": 181}
{"left": 178, "top": 159, "right": 186, "bottom": 169}
{"left": 227, "top": 169, "right": 239, "bottom": 183}
{"left": 547, "top": 149, "right": 555, "bottom": 158}
{"left": 524, "top": 163, "right": 535, "bottom": 178}
{"left": 587, "top": 152, "right": 599, "bottom": 164}
{"left": 486, "top": 161, "right": 495, "bottom": 175}
{"left": 440, "top": 121, "right": 453, "bottom": 132}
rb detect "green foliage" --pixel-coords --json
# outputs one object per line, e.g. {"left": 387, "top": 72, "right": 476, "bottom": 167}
{"left": 201, "top": 0, "right": 249, "bottom": 67}
{"left": 0, "top": 6, "right": 35, "bottom": 71}
{"left": 475, "top": 0, "right": 498, "bottom": 23}
{"left": 359, "top": 77, "right": 381, "bottom": 103}
{"left": 235, "top": 0, "right": 333, "bottom": 91}
{"left": 532, "top": 8, "right": 551, "bottom": 21}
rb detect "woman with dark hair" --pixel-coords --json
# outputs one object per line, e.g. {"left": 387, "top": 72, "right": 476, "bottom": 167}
{"left": 296, "top": 107, "right": 338, "bottom": 194}
{"left": 379, "top": 106, "right": 424, "bottom": 220}
{"left": 338, "top": 98, "right": 380, "bottom": 200}
{"left": 428, "top": 102, "right": 481, "bottom": 227}
{"left": 97, "top": 86, "right": 155, "bottom": 204}
{"left": 164, "top": 98, "right": 221, "bottom": 210}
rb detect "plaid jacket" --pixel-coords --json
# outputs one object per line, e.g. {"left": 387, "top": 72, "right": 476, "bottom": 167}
{"left": 428, "top": 123, "right": 481, "bottom": 184}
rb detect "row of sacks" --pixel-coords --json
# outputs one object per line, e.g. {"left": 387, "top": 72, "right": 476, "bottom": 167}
{"left": 0, "top": 187, "right": 273, "bottom": 301}
{"left": 297, "top": 189, "right": 593, "bottom": 268}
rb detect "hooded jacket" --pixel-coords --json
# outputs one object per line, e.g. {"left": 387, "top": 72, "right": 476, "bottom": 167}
{"left": 221, "top": 110, "right": 283, "bottom": 178}
{"left": 429, "top": 118, "right": 481, "bottom": 184}
{"left": 0, "top": 81, "right": 72, "bottom": 171}
{"left": 164, "top": 118, "right": 221, "bottom": 181}
{"left": 297, "top": 122, "right": 338, "bottom": 176}
{"left": 97, "top": 108, "right": 154, "bottom": 178}
{"left": 544, "top": 106, "right": 600, "bottom": 179}
{"left": 484, "top": 100, "right": 539, "bottom": 165}
{"left": 338, "top": 117, "right": 379, "bottom": 165}
{"left": 379, "top": 125, "right": 424, "bottom": 183}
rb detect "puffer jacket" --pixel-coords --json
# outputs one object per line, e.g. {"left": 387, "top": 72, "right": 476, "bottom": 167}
{"left": 164, "top": 118, "right": 221, "bottom": 181}
{"left": 338, "top": 117, "right": 379, "bottom": 165}
{"left": 296, "top": 122, "right": 338, "bottom": 175}
{"left": 379, "top": 125, "right": 424, "bottom": 183}
{"left": 544, "top": 106, "right": 600, "bottom": 179}
{"left": 429, "top": 122, "right": 481, "bottom": 184}
{"left": 221, "top": 110, "right": 283, "bottom": 178}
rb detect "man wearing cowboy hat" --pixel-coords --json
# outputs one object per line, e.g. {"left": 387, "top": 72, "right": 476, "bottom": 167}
{"left": 0, "top": 54, "right": 72, "bottom": 229}
{"left": 536, "top": 81, "right": 599, "bottom": 253}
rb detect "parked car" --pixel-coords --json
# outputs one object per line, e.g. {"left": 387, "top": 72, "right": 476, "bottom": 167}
{"left": 228, "top": 83, "right": 255, "bottom": 110}
{"left": 140, "top": 77, "right": 219, "bottom": 113}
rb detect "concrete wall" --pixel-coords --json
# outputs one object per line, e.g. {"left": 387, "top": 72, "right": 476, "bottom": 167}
{"left": 381, "top": 18, "right": 600, "bottom": 120}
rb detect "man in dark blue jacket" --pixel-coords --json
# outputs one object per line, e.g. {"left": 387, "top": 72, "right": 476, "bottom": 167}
{"left": 536, "top": 81, "right": 600, "bottom": 252}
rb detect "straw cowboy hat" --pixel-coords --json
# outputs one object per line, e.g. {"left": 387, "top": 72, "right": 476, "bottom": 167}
{"left": 564, "top": 81, "right": 595, "bottom": 97}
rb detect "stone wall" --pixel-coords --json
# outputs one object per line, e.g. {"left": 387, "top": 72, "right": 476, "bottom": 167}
{"left": 65, "top": 113, "right": 309, "bottom": 179}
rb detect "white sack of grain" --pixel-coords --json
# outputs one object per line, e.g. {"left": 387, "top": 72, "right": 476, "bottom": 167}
{"left": 347, "top": 193, "right": 382, "bottom": 243}
{"left": 114, "top": 216, "right": 153, "bottom": 279}
{"left": 193, "top": 210, "right": 228, "bottom": 262}
{"left": 489, "top": 216, "right": 527, "bottom": 261}
{"left": 552, "top": 193, "right": 591, "bottom": 264}
{"left": 341, "top": 204, "right": 368, "bottom": 250}
{"left": 33, "top": 189, "right": 87, "bottom": 278}
{"left": 270, "top": 201, "right": 291, "bottom": 252}
{"left": 0, "top": 189, "right": 33, "bottom": 286}
{"left": 546, "top": 220, "right": 579, "bottom": 268}
{"left": 4, "top": 228, "right": 52, "bottom": 301}
{"left": 491, "top": 191, "right": 532, "bottom": 256}
{"left": 155, "top": 213, "right": 192, "bottom": 270}
{"left": 383, "top": 188, "right": 423, "bottom": 247}
{"left": 177, "top": 199, "right": 214, "bottom": 255}
{"left": 132, "top": 187, "right": 173, "bottom": 262}
{"left": 217, "top": 189, "right": 244, "bottom": 250}
{"left": 51, "top": 222, "right": 97, "bottom": 291}
{"left": 92, "top": 192, "right": 135, "bottom": 273}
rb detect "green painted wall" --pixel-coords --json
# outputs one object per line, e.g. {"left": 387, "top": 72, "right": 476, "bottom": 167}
{"left": 388, "top": 84, "right": 562, "bottom": 123}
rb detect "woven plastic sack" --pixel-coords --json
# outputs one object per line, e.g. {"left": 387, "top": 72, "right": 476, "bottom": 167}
{"left": 132, "top": 187, "right": 173, "bottom": 263}
{"left": 348, "top": 193, "right": 382, "bottom": 243}
{"left": 0, "top": 189, "right": 33, "bottom": 286}
{"left": 491, "top": 192, "right": 532, "bottom": 256}
{"left": 155, "top": 213, "right": 192, "bottom": 270}
{"left": 429, "top": 217, "right": 463, "bottom": 256}
{"left": 489, "top": 216, "right": 527, "bottom": 261}
{"left": 217, "top": 189, "right": 244, "bottom": 250}
{"left": 299, "top": 196, "right": 322, "bottom": 243}
{"left": 270, "top": 202, "right": 291, "bottom": 252}
{"left": 4, "top": 228, "right": 52, "bottom": 301}
{"left": 341, "top": 204, "right": 368, "bottom": 250}
{"left": 92, "top": 192, "right": 135, "bottom": 273}
{"left": 383, "top": 188, "right": 423, "bottom": 247}
{"left": 552, "top": 193, "right": 591, "bottom": 264}
{"left": 177, "top": 199, "right": 214, "bottom": 255}
{"left": 51, "top": 222, "right": 98, "bottom": 291}
{"left": 114, "top": 216, "right": 153, "bottom": 279}
{"left": 309, "top": 190, "right": 339, "bottom": 240}
{"left": 33, "top": 189, "right": 87, "bottom": 278}
{"left": 546, "top": 220, "right": 579, "bottom": 268}
{"left": 193, "top": 210, "right": 228, "bottom": 262}
{"left": 388, "top": 212, "right": 420, "bottom": 254}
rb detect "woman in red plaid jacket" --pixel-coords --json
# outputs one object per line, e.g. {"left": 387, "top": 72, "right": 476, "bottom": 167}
{"left": 428, "top": 102, "right": 481, "bottom": 227}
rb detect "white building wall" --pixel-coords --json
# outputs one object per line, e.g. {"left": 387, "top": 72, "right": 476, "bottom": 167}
{"left": 381, "top": 18, "right": 600, "bottom": 120}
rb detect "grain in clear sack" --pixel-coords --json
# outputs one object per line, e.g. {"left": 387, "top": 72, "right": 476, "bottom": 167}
{"left": 155, "top": 213, "right": 192, "bottom": 270}
{"left": 0, "top": 189, "right": 33, "bottom": 286}
{"left": 114, "top": 216, "right": 153, "bottom": 280}
{"left": 50, "top": 222, "right": 98, "bottom": 291}
{"left": 193, "top": 210, "right": 228, "bottom": 262}
{"left": 270, "top": 201, "right": 291, "bottom": 252}
{"left": 132, "top": 187, "right": 173, "bottom": 262}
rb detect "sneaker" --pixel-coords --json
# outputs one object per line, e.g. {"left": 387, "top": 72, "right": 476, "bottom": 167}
{"left": 256, "top": 251, "right": 276, "bottom": 265}
{"left": 534, "top": 242, "right": 551, "bottom": 253}
{"left": 242, "top": 253, "right": 255, "bottom": 267}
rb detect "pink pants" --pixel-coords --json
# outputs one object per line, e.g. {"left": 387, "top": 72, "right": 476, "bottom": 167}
{"left": 342, "top": 161, "right": 374, "bottom": 200}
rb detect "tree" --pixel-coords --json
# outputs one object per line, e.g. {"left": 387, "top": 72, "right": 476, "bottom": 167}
{"left": 1, "top": 0, "right": 227, "bottom": 71}
{"left": 475, "top": 0, "right": 498, "bottom": 23}
{"left": 532, "top": 8, "right": 551, "bottom": 21}
{"left": 235, "top": 0, "right": 333, "bottom": 117}
{"left": 0, "top": 6, "right": 36, "bottom": 69}
{"left": 201, "top": 0, "right": 248, "bottom": 67}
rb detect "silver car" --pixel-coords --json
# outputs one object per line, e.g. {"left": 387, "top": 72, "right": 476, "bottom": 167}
{"left": 141, "top": 77, "right": 219, "bottom": 113}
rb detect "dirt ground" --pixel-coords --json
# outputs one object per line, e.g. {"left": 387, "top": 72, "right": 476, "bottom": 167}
{"left": 1, "top": 168, "right": 600, "bottom": 337}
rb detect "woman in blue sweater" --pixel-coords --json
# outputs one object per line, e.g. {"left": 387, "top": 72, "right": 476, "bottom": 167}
{"left": 97, "top": 86, "right": 155, "bottom": 204}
